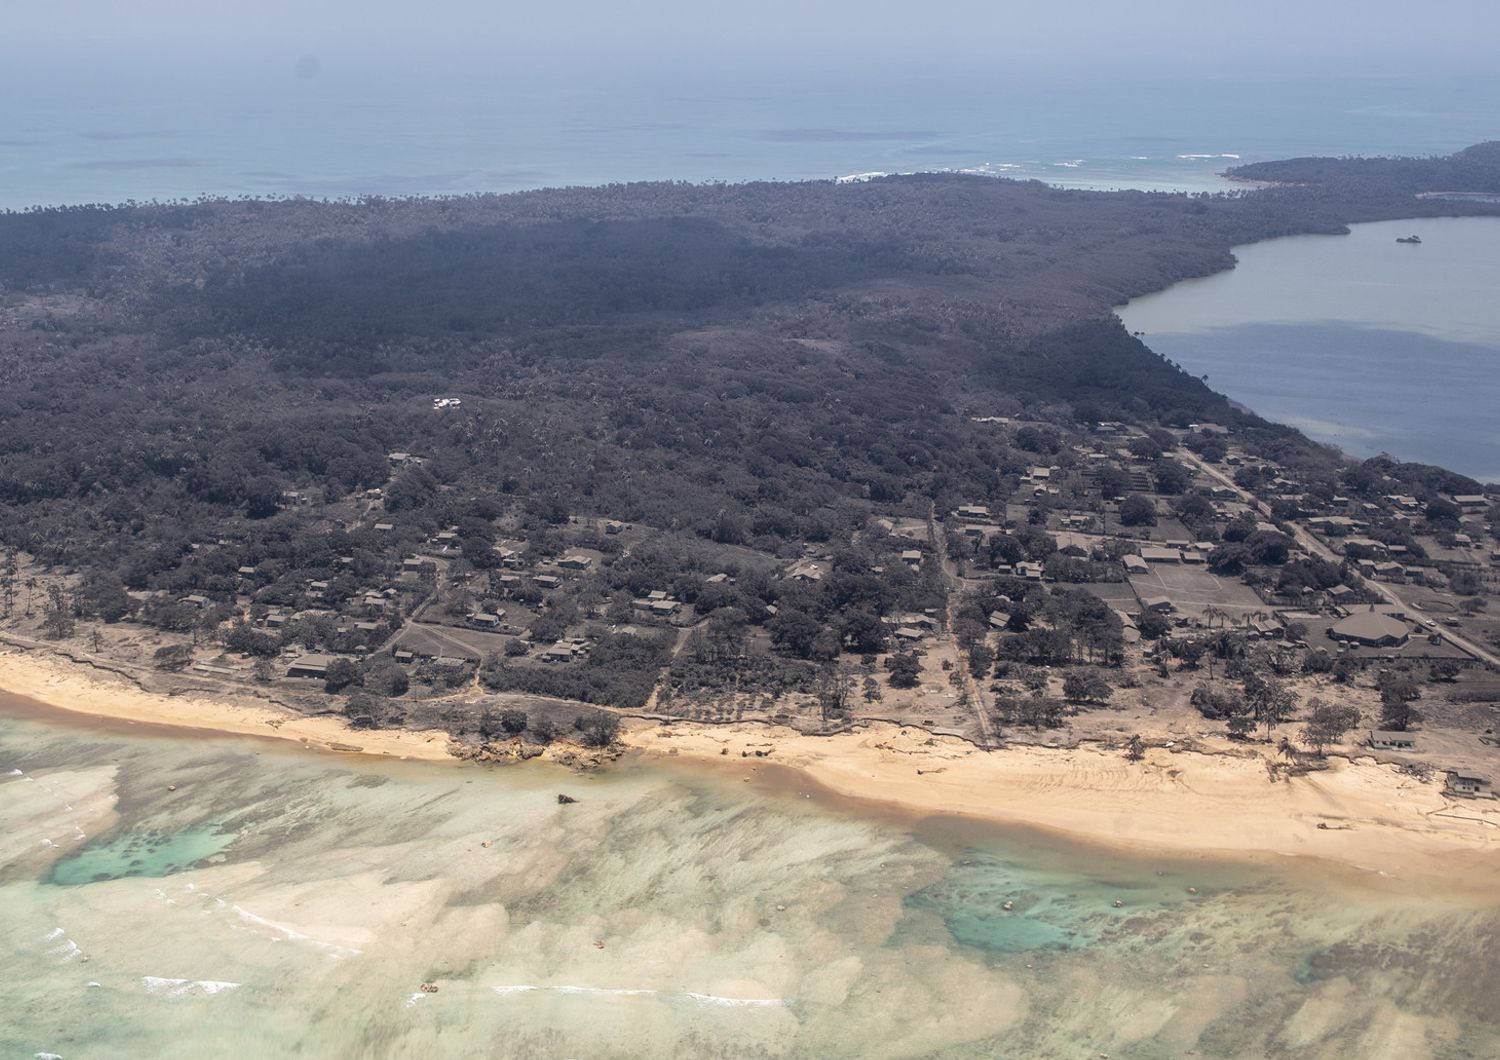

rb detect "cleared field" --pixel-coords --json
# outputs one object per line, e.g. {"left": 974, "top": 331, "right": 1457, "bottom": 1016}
{"left": 393, "top": 622, "right": 514, "bottom": 662}
{"left": 1127, "top": 566, "right": 1265, "bottom": 621}
{"left": 1083, "top": 584, "right": 1141, "bottom": 613}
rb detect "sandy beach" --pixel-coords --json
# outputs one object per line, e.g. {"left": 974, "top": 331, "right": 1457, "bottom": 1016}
{"left": 5, "top": 643, "right": 1500, "bottom": 891}
{"left": 628, "top": 720, "right": 1500, "bottom": 893}
{"left": 0, "top": 647, "right": 458, "bottom": 762}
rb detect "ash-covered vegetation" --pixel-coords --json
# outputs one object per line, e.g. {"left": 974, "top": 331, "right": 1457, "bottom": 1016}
{"left": 1, "top": 146, "right": 1498, "bottom": 737}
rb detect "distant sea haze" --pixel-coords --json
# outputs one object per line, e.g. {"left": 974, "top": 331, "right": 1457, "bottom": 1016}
{"left": 1118, "top": 217, "right": 1500, "bottom": 484}
{"left": 2, "top": 66, "right": 1499, "bottom": 207}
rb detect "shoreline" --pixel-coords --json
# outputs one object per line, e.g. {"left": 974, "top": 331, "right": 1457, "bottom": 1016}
{"left": 0, "top": 646, "right": 459, "bottom": 763}
{"left": 5, "top": 644, "right": 1500, "bottom": 892}
{"left": 627, "top": 719, "right": 1500, "bottom": 896}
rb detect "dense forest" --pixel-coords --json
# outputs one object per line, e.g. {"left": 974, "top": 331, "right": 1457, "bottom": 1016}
{"left": 1, "top": 142, "right": 1497, "bottom": 624}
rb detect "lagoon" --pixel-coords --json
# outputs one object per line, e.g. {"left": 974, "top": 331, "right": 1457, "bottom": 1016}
{"left": 1117, "top": 216, "right": 1500, "bottom": 483}
{"left": 4, "top": 705, "right": 1500, "bottom": 1058}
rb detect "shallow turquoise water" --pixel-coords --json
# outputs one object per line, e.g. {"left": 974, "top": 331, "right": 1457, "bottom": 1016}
{"left": 2, "top": 703, "right": 1498, "bottom": 1058}
{"left": 47, "top": 822, "right": 235, "bottom": 886}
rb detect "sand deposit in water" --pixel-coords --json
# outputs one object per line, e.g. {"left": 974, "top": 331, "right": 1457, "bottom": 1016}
{"left": 2, "top": 709, "right": 1498, "bottom": 1059}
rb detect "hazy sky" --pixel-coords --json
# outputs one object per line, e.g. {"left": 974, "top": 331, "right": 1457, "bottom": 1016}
{"left": 6, "top": 0, "right": 1500, "bottom": 78}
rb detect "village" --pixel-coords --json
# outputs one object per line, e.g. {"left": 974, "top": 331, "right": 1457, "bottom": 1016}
{"left": 2, "top": 411, "right": 1498, "bottom": 798}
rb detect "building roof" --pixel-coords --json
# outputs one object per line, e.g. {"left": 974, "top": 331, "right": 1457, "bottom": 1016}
{"left": 1053, "top": 532, "right": 1091, "bottom": 554}
{"left": 1330, "top": 611, "right": 1408, "bottom": 643}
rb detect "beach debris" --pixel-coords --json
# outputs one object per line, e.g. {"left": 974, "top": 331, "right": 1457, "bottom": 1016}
{"left": 1002, "top": 900, "right": 1014, "bottom": 911}
{"left": 481, "top": 841, "right": 491, "bottom": 848}
{"left": 556, "top": 793, "right": 578, "bottom": 804}
{"left": 594, "top": 939, "right": 606, "bottom": 949}
{"left": 419, "top": 982, "right": 439, "bottom": 994}
{"left": 775, "top": 904, "right": 786, "bottom": 912}
{"left": 166, "top": 785, "right": 177, "bottom": 792}
{"left": 1112, "top": 900, "right": 1124, "bottom": 908}
{"left": 1187, "top": 887, "right": 1198, "bottom": 894}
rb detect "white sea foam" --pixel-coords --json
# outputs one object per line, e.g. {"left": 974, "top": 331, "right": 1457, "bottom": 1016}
{"left": 1052, "top": 159, "right": 1085, "bottom": 168}
{"left": 4, "top": 768, "right": 21, "bottom": 776}
{"left": 490, "top": 984, "right": 785, "bottom": 1007}
{"left": 43, "top": 927, "right": 65, "bottom": 942}
{"left": 47, "top": 939, "right": 83, "bottom": 964}
{"left": 230, "top": 905, "right": 361, "bottom": 959}
{"left": 142, "top": 976, "right": 241, "bottom": 998}
{"left": 403, "top": 992, "right": 427, "bottom": 1008}
{"left": 1176, "top": 153, "right": 1241, "bottom": 160}
{"left": 835, "top": 171, "right": 888, "bottom": 183}
{"left": 35, "top": 1052, "right": 64, "bottom": 1059}
{"left": 683, "top": 992, "right": 787, "bottom": 1007}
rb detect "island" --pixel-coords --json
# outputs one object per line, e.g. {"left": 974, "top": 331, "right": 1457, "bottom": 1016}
{"left": 2, "top": 142, "right": 1499, "bottom": 859}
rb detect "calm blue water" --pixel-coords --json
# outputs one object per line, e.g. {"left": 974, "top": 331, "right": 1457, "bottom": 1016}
{"left": 1119, "top": 217, "right": 1500, "bottom": 482}
{"left": 3, "top": 61, "right": 1499, "bottom": 208}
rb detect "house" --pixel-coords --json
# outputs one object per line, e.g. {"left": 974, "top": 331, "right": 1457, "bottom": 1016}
{"left": 893, "top": 626, "right": 925, "bottom": 642}
{"left": 1016, "top": 561, "right": 1044, "bottom": 580}
{"left": 900, "top": 549, "right": 923, "bottom": 568}
{"left": 1139, "top": 546, "right": 1182, "bottom": 565}
{"left": 1053, "top": 532, "right": 1091, "bottom": 559}
{"left": 1369, "top": 730, "right": 1416, "bottom": 751}
{"left": 237, "top": 566, "right": 259, "bottom": 579}
{"left": 534, "top": 575, "right": 562, "bottom": 589}
{"left": 286, "top": 654, "right": 337, "bottom": 680}
{"left": 1453, "top": 494, "right": 1489, "bottom": 510}
{"left": 1180, "top": 550, "right": 1206, "bottom": 565}
{"left": 1447, "top": 771, "right": 1492, "bottom": 797}
{"left": 558, "top": 554, "right": 593, "bottom": 571}
{"left": 1141, "top": 596, "right": 1174, "bottom": 613}
{"left": 604, "top": 520, "right": 628, "bottom": 535}
{"left": 181, "top": 594, "right": 211, "bottom": 608}
{"left": 387, "top": 451, "right": 413, "bottom": 465}
{"left": 988, "top": 612, "right": 1011, "bottom": 631}
{"left": 1123, "top": 555, "right": 1150, "bottom": 575}
{"left": 373, "top": 522, "right": 395, "bottom": 533}
{"left": 467, "top": 612, "right": 502, "bottom": 629}
{"left": 539, "top": 642, "right": 579, "bottom": 663}
{"left": 1328, "top": 610, "right": 1409, "bottom": 648}
{"left": 956, "top": 504, "right": 992, "bottom": 521}
{"left": 787, "top": 561, "right": 826, "bottom": 582}
{"left": 192, "top": 662, "right": 239, "bottom": 678}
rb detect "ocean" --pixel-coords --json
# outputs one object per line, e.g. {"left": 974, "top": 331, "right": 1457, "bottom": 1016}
{"left": 1117, "top": 216, "right": 1500, "bottom": 483}
{"left": 3, "top": 63, "right": 1500, "bottom": 208}
{"left": 4, "top": 704, "right": 1499, "bottom": 1058}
